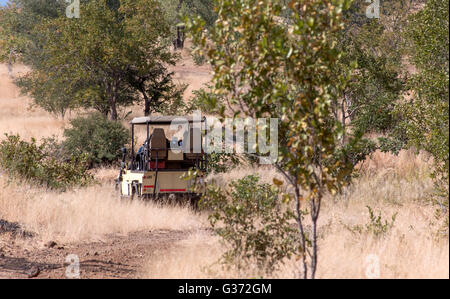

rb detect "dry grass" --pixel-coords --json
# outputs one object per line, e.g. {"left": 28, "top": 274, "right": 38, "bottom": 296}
{"left": 315, "top": 226, "right": 449, "bottom": 278}
{"left": 0, "top": 177, "right": 206, "bottom": 243}
{"left": 143, "top": 228, "right": 449, "bottom": 279}
{"left": 142, "top": 231, "right": 227, "bottom": 279}
{"left": 143, "top": 150, "right": 449, "bottom": 279}
{"left": 0, "top": 63, "right": 207, "bottom": 244}
{"left": 1, "top": 62, "right": 448, "bottom": 278}
{"left": 312, "top": 151, "right": 447, "bottom": 278}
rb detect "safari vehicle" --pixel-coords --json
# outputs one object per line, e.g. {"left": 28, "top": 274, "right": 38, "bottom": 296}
{"left": 116, "top": 115, "right": 207, "bottom": 204}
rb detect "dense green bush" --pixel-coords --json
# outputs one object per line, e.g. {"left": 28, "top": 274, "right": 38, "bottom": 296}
{"left": 377, "top": 136, "right": 406, "bottom": 156}
{"left": 343, "top": 137, "right": 378, "bottom": 168}
{"left": 63, "top": 113, "right": 130, "bottom": 166}
{"left": 0, "top": 134, "right": 93, "bottom": 190}
{"left": 200, "top": 175, "right": 299, "bottom": 275}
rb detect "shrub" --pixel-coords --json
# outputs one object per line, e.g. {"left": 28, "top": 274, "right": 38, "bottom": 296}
{"left": 207, "top": 153, "right": 240, "bottom": 174}
{"left": 343, "top": 206, "right": 397, "bottom": 238}
{"left": 191, "top": 45, "right": 207, "bottom": 66}
{"left": 378, "top": 136, "right": 406, "bottom": 156}
{"left": 0, "top": 134, "right": 93, "bottom": 190}
{"left": 186, "top": 86, "right": 221, "bottom": 114}
{"left": 342, "top": 137, "right": 378, "bottom": 168}
{"left": 63, "top": 113, "right": 129, "bottom": 166}
{"left": 200, "top": 175, "right": 299, "bottom": 276}
{"left": 365, "top": 206, "right": 398, "bottom": 237}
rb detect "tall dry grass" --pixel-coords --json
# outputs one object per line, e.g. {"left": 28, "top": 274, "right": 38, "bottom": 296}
{"left": 142, "top": 231, "right": 227, "bottom": 279}
{"left": 0, "top": 61, "right": 213, "bottom": 245}
{"left": 1, "top": 62, "right": 448, "bottom": 278}
{"left": 312, "top": 151, "right": 447, "bottom": 278}
{"left": 0, "top": 177, "right": 206, "bottom": 243}
{"left": 143, "top": 150, "right": 449, "bottom": 279}
{"left": 0, "top": 64, "right": 68, "bottom": 140}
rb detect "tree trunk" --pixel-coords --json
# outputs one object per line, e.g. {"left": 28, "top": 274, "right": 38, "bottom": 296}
{"left": 294, "top": 185, "right": 308, "bottom": 279}
{"left": 8, "top": 49, "right": 15, "bottom": 78}
{"left": 341, "top": 93, "right": 347, "bottom": 145}
{"left": 310, "top": 193, "right": 321, "bottom": 279}
{"left": 143, "top": 92, "right": 151, "bottom": 116}
{"left": 173, "top": 0, "right": 185, "bottom": 50}
{"left": 109, "top": 80, "right": 119, "bottom": 121}
{"left": 110, "top": 99, "right": 118, "bottom": 121}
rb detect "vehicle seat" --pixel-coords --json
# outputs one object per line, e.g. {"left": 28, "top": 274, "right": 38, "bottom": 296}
{"left": 183, "top": 128, "right": 203, "bottom": 160}
{"left": 150, "top": 128, "right": 167, "bottom": 160}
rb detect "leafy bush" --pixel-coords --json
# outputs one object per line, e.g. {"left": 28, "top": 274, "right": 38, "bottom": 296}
{"left": 0, "top": 134, "right": 93, "bottom": 190}
{"left": 329, "top": 136, "right": 377, "bottom": 182}
{"left": 344, "top": 206, "right": 397, "bottom": 238}
{"left": 63, "top": 113, "right": 129, "bottom": 166}
{"left": 207, "top": 153, "right": 240, "bottom": 174}
{"left": 343, "top": 137, "right": 378, "bottom": 168}
{"left": 191, "top": 45, "right": 207, "bottom": 66}
{"left": 186, "top": 86, "right": 222, "bottom": 114}
{"left": 365, "top": 206, "right": 398, "bottom": 237}
{"left": 200, "top": 175, "right": 299, "bottom": 275}
{"left": 378, "top": 136, "right": 406, "bottom": 156}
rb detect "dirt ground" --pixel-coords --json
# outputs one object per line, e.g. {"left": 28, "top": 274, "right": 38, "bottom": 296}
{"left": 0, "top": 225, "right": 204, "bottom": 279}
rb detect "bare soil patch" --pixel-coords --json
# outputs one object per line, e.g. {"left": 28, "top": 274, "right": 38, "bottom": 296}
{"left": 0, "top": 228, "right": 202, "bottom": 279}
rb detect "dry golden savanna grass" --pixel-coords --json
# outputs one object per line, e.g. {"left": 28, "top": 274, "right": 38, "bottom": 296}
{"left": 1, "top": 62, "right": 448, "bottom": 278}
{"left": 0, "top": 174, "right": 207, "bottom": 243}
{"left": 0, "top": 64, "right": 67, "bottom": 140}
{"left": 143, "top": 150, "right": 449, "bottom": 279}
{"left": 0, "top": 62, "right": 209, "bottom": 244}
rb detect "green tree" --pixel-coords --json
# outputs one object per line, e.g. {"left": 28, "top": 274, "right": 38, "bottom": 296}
{"left": 1, "top": 0, "right": 183, "bottom": 120}
{"left": 161, "top": 0, "right": 216, "bottom": 37}
{"left": 0, "top": 0, "right": 66, "bottom": 66}
{"left": 0, "top": 1, "right": 78, "bottom": 117}
{"left": 125, "top": 62, "right": 187, "bottom": 116}
{"left": 401, "top": 0, "right": 449, "bottom": 221}
{"left": 189, "top": 0, "right": 354, "bottom": 278}
{"left": 333, "top": 0, "right": 421, "bottom": 157}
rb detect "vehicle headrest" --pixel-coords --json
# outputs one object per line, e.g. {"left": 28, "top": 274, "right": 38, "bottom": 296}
{"left": 183, "top": 127, "right": 202, "bottom": 154}
{"left": 150, "top": 128, "right": 167, "bottom": 159}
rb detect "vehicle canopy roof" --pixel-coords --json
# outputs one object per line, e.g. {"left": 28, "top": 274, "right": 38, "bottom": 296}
{"left": 130, "top": 115, "right": 206, "bottom": 125}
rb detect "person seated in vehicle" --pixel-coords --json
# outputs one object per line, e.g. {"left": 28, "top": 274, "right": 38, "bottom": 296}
{"left": 135, "top": 144, "right": 145, "bottom": 170}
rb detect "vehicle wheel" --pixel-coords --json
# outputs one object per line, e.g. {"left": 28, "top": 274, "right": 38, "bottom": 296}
{"left": 190, "top": 195, "right": 201, "bottom": 210}
{"left": 131, "top": 182, "right": 141, "bottom": 200}
{"left": 118, "top": 182, "right": 125, "bottom": 200}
